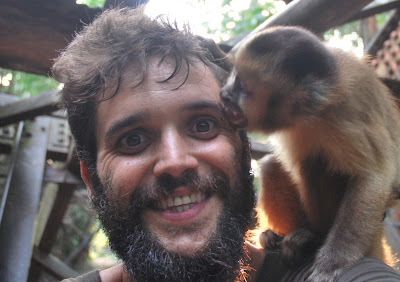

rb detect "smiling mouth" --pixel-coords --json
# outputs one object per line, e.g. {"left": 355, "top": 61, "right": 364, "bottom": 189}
{"left": 155, "top": 191, "right": 208, "bottom": 212}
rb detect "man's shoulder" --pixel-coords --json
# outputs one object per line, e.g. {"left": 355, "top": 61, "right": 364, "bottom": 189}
{"left": 337, "top": 257, "right": 400, "bottom": 281}
{"left": 61, "top": 269, "right": 101, "bottom": 282}
{"left": 257, "top": 253, "right": 400, "bottom": 281}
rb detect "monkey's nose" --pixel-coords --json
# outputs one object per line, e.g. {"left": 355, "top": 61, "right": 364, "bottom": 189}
{"left": 220, "top": 93, "right": 248, "bottom": 129}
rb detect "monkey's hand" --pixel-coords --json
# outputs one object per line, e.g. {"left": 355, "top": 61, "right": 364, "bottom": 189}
{"left": 281, "top": 228, "right": 320, "bottom": 267}
{"left": 259, "top": 229, "right": 283, "bottom": 250}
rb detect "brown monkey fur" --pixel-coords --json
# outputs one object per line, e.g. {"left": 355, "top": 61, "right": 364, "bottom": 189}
{"left": 221, "top": 26, "right": 400, "bottom": 281}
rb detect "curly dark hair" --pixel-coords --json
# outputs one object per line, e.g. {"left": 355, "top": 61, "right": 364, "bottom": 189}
{"left": 52, "top": 6, "right": 231, "bottom": 170}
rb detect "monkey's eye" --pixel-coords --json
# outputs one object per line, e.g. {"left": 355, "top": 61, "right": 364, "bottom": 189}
{"left": 235, "top": 76, "right": 250, "bottom": 97}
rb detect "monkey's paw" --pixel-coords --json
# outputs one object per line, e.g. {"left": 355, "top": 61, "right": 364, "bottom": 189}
{"left": 259, "top": 229, "right": 283, "bottom": 250}
{"left": 281, "top": 228, "right": 320, "bottom": 267}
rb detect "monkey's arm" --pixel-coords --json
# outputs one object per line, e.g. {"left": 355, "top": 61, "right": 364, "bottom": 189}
{"left": 307, "top": 175, "right": 392, "bottom": 282}
{"left": 258, "top": 154, "right": 306, "bottom": 236}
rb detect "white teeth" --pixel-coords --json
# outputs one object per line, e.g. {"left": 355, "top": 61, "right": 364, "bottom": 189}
{"left": 167, "top": 198, "right": 174, "bottom": 208}
{"left": 157, "top": 192, "right": 206, "bottom": 212}
{"left": 182, "top": 196, "right": 191, "bottom": 205}
{"left": 174, "top": 197, "right": 183, "bottom": 206}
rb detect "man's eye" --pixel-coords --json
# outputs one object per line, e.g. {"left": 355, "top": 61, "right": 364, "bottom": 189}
{"left": 117, "top": 132, "right": 150, "bottom": 154}
{"left": 195, "top": 120, "right": 212, "bottom": 132}
{"left": 124, "top": 135, "right": 141, "bottom": 147}
{"left": 190, "top": 119, "right": 219, "bottom": 140}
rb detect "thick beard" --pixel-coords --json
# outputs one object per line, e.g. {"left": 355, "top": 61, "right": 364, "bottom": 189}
{"left": 88, "top": 133, "right": 255, "bottom": 282}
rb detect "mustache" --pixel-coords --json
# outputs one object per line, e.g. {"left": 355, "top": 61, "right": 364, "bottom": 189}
{"left": 129, "top": 169, "right": 229, "bottom": 210}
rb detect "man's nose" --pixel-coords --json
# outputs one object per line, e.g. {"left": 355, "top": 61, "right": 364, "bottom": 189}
{"left": 153, "top": 128, "right": 199, "bottom": 179}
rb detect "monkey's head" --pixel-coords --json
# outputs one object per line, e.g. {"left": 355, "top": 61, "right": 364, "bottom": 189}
{"left": 221, "top": 26, "right": 338, "bottom": 133}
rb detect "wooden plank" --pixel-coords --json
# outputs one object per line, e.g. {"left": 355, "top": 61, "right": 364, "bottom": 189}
{"left": 31, "top": 246, "right": 79, "bottom": 280}
{"left": 43, "top": 164, "right": 83, "bottom": 186}
{"left": 0, "top": 117, "right": 50, "bottom": 281}
{"left": 104, "top": 0, "right": 148, "bottom": 8}
{"left": 366, "top": 10, "right": 400, "bottom": 55}
{"left": 0, "top": 89, "right": 59, "bottom": 127}
{"left": 0, "top": 93, "right": 20, "bottom": 104}
{"left": 346, "top": 0, "right": 400, "bottom": 23}
{"left": 250, "top": 140, "right": 273, "bottom": 160}
{"left": 28, "top": 184, "right": 59, "bottom": 282}
{"left": 0, "top": 0, "right": 102, "bottom": 75}
{"left": 38, "top": 183, "right": 76, "bottom": 254}
{"left": 0, "top": 0, "right": 148, "bottom": 75}
{"left": 253, "top": 0, "right": 374, "bottom": 35}
{"left": 29, "top": 183, "right": 76, "bottom": 281}
{"left": 229, "top": 0, "right": 374, "bottom": 51}
{"left": 380, "top": 78, "right": 400, "bottom": 109}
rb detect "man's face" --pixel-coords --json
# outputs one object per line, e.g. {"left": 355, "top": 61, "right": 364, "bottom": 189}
{"left": 87, "top": 58, "right": 255, "bottom": 280}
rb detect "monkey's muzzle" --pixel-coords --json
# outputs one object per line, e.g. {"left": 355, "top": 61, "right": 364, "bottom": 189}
{"left": 221, "top": 95, "right": 248, "bottom": 129}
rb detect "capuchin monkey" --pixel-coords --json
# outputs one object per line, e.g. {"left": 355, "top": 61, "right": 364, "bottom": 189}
{"left": 221, "top": 26, "right": 400, "bottom": 281}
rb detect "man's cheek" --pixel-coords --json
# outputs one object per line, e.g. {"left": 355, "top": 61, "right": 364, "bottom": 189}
{"left": 201, "top": 136, "right": 237, "bottom": 172}
{"left": 100, "top": 160, "right": 146, "bottom": 207}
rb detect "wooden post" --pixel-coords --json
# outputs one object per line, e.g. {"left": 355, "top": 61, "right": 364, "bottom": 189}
{"left": 0, "top": 117, "right": 50, "bottom": 282}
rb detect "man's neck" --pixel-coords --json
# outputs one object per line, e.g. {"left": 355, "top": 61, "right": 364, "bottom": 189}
{"left": 99, "top": 264, "right": 126, "bottom": 282}
{"left": 244, "top": 242, "right": 267, "bottom": 281}
{"left": 99, "top": 243, "right": 266, "bottom": 282}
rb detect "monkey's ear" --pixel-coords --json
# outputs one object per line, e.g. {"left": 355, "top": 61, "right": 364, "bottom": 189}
{"left": 196, "top": 35, "right": 232, "bottom": 72}
{"left": 80, "top": 160, "right": 93, "bottom": 200}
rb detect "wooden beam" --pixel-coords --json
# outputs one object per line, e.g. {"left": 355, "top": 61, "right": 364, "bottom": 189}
{"left": 31, "top": 247, "right": 79, "bottom": 280}
{"left": 366, "top": 10, "right": 400, "bottom": 56}
{"left": 250, "top": 140, "right": 273, "bottom": 160}
{"left": 29, "top": 183, "right": 76, "bottom": 282}
{"left": 0, "top": 89, "right": 59, "bottom": 127}
{"left": 381, "top": 77, "right": 400, "bottom": 97}
{"left": 227, "top": 0, "right": 374, "bottom": 51}
{"left": 104, "top": 0, "right": 148, "bottom": 9}
{"left": 0, "top": 117, "right": 50, "bottom": 281}
{"left": 38, "top": 183, "right": 76, "bottom": 253}
{"left": 346, "top": 0, "right": 400, "bottom": 23}
{"left": 0, "top": 0, "right": 102, "bottom": 76}
{"left": 253, "top": 0, "right": 373, "bottom": 35}
{"left": 44, "top": 164, "right": 83, "bottom": 186}
{"left": 29, "top": 183, "right": 77, "bottom": 281}
{"left": 1, "top": 0, "right": 147, "bottom": 76}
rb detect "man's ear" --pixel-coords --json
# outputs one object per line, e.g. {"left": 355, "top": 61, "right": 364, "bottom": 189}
{"left": 80, "top": 160, "right": 93, "bottom": 200}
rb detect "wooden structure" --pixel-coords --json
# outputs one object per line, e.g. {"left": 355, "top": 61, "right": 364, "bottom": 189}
{"left": 1, "top": 0, "right": 400, "bottom": 280}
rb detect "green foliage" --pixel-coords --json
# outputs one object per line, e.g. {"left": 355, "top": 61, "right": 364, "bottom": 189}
{"left": 0, "top": 68, "right": 59, "bottom": 98}
{"left": 205, "top": 0, "right": 283, "bottom": 41}
{"left": 248, "top": 132, "right": 269, "bottom": 144}
{"left": 376, "top": 11, "right": 391, "bottom": 27}
{"left": 76, "top": 0, "right": 106, "bottom": 8}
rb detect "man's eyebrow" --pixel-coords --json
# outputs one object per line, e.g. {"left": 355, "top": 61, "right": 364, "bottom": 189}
{"left": 181, "top": 100, "right": 222, "bottom": 112}
{"left": 105, "top": 112, "right": 150, "bottom": 141}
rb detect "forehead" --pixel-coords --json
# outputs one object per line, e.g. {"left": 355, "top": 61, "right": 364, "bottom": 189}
{"left": 95, "top": 58, "right": 222, "bottom": 132}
